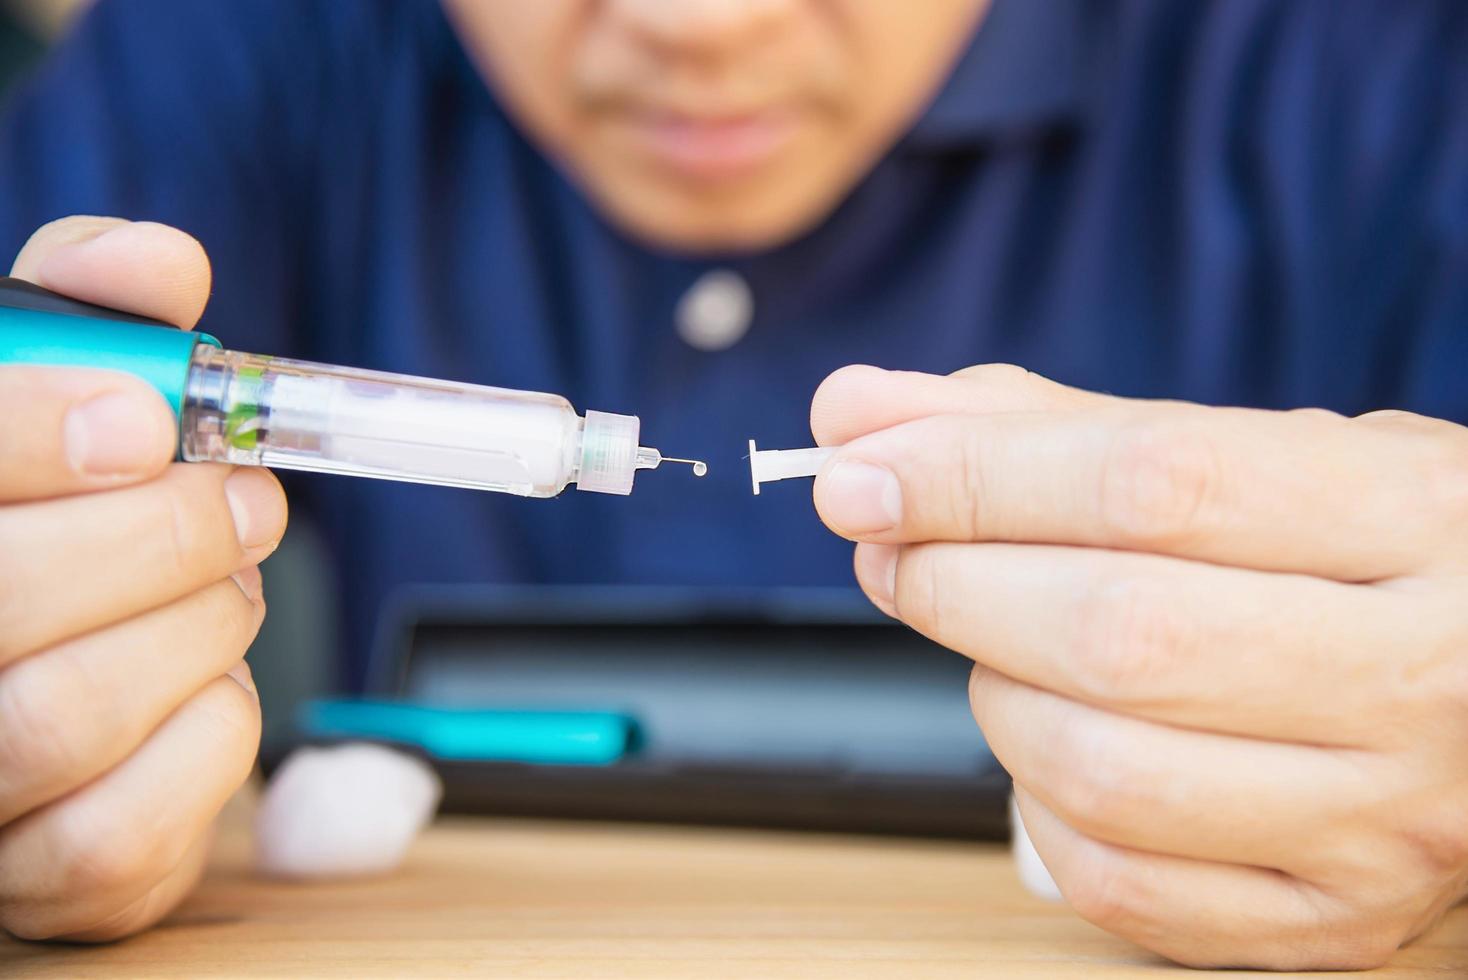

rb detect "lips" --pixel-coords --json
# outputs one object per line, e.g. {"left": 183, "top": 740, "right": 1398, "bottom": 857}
{"left": 615, "top": 107, "right": 802, "bottom": 182}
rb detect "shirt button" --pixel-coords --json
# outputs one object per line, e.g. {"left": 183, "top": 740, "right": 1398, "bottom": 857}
{"left": 676, "top": 269, "right": 753, "bottom": 351}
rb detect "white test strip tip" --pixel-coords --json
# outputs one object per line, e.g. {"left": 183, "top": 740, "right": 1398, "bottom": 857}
{"left": 748, "top": 439, "right": 838, "bottom": 496}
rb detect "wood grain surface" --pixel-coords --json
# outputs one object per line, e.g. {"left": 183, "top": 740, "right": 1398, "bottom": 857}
{"left": 4, "top": 799, "right": 1466, "bottom": 978}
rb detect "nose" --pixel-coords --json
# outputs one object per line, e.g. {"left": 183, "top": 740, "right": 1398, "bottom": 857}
{"left": 607, "top": 0, "right": 798, "bottom": 56}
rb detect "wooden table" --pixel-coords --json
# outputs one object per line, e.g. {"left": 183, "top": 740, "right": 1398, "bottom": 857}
{"left": 4, "top": 806, "right": 1467, "bottom": 978}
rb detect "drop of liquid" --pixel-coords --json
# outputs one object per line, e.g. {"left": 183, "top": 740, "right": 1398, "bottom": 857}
{"left": 692, "top": 461, "right": 708, "bottom": 477}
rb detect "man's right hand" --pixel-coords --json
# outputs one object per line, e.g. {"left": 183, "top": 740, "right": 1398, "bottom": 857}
{"left": 0, "top": 217, "right": 287, "bottom": 941}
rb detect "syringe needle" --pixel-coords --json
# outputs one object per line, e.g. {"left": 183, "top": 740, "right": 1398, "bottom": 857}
{"left": 660, "top": 456, "right": 709, "bottom": 477}
{"left": 634, "top": 446, "right": 709, "bottom": 477}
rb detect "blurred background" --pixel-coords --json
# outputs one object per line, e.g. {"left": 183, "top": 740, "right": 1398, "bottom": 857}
{"left": 0, "top": 0, "right": 81, "bottom": 95}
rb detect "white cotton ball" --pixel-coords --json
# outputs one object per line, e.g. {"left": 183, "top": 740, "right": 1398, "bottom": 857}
{"left": 254, "top": 742, "right": 443, "bottom": 880}
{"left": 1010, "top": 793, "right": 1064, "bottom": 902}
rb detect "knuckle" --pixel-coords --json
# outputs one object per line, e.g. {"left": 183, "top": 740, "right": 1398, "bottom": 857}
{"left": 945, "top": 424, "right": 989, "bottom": 538}
{"left": 1388, "top": 605, "right": 1468, "bottom": 725}
{"left": 1357, "top": 408, "right": 1417, "bottom": 423}
{"left": 158, "top": 476, "right": 206, "bottom": 579}
{"left": 152, "top": 470, "right": 241, "bottom": 582}
{"left": 1354, "top": 408, "right": 1461, "bottom": 440}
{"left": 1073, "top": 577, "right": 1192, "bottom": 702}
{"left": 1398, "top": 805, "right": 1468, "bottom": 878}
{"left": 1265, "top": 875, "right": 1414, "bottom": 971}
{"left": 895, "top": 544, "right": 954, "bottom": 637}
{"left": 1059, "top": 852, "right": 1147, "bottom": 931}
{"left": 1330, "top": 941, "right": 1399, "bottom": 972}
{"left": 1433, "top": 659, "right": 1468, "bottom": 723}
{"left": 1289, "top": 406, "right": 1346, "bottom": 423}
{"left": 1098, "top": 418, "right": 1220, "bottom": 546}
{"left": 1308, "top": 919, "right": 1403, "bottom": 971}
{"left": 1414, "top": 434, "right": 1468, "bottom": 524}
{"left": 948, "top": 362, "right": 1031, "bottom": 385}
{"left": 947, "top": 364, "right": 1083, "bottom": 413}
{"left": 1051, "top": 724, "right": 1145, "bottom": 832}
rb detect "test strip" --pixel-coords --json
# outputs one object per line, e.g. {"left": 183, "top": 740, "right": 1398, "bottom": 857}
{"left": 748, "top": 439, "right": 838, "bottom": 495}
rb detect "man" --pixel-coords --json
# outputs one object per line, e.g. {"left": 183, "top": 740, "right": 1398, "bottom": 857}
{"left": 0, "top": 0, "right": 1465, "bottom": 969}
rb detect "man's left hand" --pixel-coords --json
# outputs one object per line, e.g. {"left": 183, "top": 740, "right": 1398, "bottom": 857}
{"left": 811, "top": 364, "right": 1468, "bottom": 971}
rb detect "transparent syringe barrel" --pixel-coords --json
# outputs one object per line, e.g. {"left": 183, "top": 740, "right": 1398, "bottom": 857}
{"left": 180, "top": 347, "right": 629, "bottom": 497}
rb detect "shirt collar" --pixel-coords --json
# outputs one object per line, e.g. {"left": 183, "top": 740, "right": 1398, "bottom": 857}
{"left": 902, "top": 0, "right": 1090, "bottom": 150}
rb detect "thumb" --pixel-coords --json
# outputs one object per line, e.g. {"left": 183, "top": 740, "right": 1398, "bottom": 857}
{"left": 11, "top": 216, "right": 213, "bottom": 329}
{"left": 810, "top": 363, "right": 1111, "bottom": 447}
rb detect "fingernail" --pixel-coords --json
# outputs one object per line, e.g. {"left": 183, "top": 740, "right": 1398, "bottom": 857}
{"left": 230, "top": 564, "right": 263, "bottom": 603}
{"left": 64, "top": 390, "right": 171, "bottom": 477}
{"left": 224, "top": 468, "right": 285, "bottom": 551}
{"left": 226, "top": 660, "right": 257, "bottom": 695}
{"left": 820, "top": 460, "right": 902, "bottom": 535}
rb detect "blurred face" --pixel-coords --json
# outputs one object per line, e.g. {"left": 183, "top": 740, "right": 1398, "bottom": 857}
{"left": 443, "top": 0, "right": 990, "bottom": 253}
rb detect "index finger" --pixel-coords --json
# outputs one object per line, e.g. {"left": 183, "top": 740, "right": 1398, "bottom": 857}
{"left": 0, "top": 366, "right": 175, "bottom": 502}
{"left": 810, "top": 363, "right": 1108, "bottom": 447}
{"left": 815, "top": 402, "right": 1454, "bottom": 581}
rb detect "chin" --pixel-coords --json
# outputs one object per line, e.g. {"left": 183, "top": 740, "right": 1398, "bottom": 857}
{"left": 582, "top": 175, "right": 851, "bottom": 257}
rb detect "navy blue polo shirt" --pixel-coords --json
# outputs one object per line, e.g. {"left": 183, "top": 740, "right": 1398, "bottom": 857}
{"left": 2, "top": 0, "right": 1465, "bottom": 686}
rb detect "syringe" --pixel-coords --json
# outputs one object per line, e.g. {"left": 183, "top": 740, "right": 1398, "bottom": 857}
{"left": 0, "top": 277, "right": 705, "bottom": 496}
